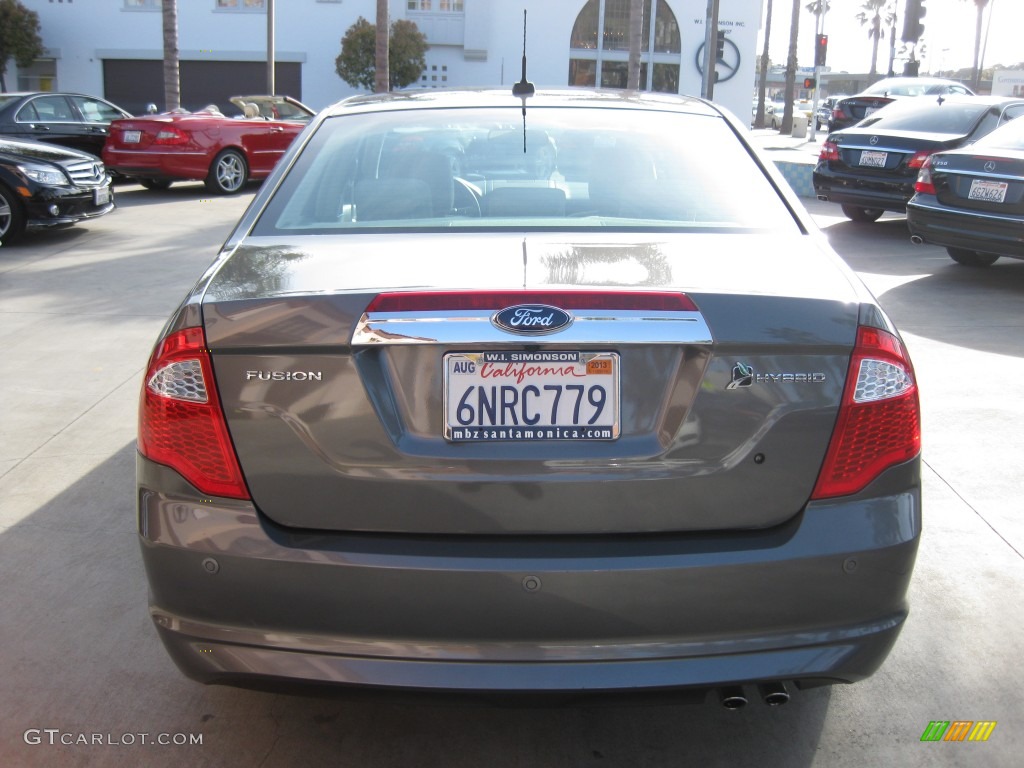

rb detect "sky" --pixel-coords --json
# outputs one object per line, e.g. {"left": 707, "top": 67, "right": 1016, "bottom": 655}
{"left": 758, "top": 0, "right": 1023, "bottom": 76}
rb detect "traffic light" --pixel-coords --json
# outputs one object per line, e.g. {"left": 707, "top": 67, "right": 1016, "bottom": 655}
{"left": 902, "top": 0, "right": 926, "bottom": 43}
{"left": 715, "top": 30, "right": 726, "bottom": 59}
{"left": 803, "top": 77, "right": 816, "bottom": 89}
{"left": 814, "top": 34, "right": 828, "bottom": 67}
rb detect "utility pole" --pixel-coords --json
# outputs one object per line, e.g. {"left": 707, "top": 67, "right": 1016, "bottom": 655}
{"left": 700, "top": 0, "right": 720, "bottom": 101}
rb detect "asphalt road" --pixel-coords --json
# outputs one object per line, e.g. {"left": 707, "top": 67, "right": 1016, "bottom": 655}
{"left": 1, "top": 184, "right": 1022, "bottom": 767}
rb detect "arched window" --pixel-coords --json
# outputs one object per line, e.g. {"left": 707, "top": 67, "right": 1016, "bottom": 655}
{"left": 568, "top": 0, "right": 681, "bottom": 93}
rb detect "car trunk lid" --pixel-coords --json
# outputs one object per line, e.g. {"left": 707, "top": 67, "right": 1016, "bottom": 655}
{"left": 201, "top": 232, "right": 863, "bottom": 535}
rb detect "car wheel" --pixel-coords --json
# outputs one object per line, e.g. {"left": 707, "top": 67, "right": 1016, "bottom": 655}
{"left": 946, "top": 247, "right": 1000, "bottom": 267}
{"left": 0, "top": 184, "right": 27, "bottom": 245}
{"left": 841, "top": 205, "right": 884, "bottom": 223}
{"left": 140, "top": 178, "right": 173, "bottom": 191}
{"left": 206, "top": 149, "right": 248, "bottom": 194}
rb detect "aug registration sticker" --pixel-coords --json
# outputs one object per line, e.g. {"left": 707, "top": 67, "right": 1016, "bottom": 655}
{"left": 444, "top": 351, "right": 620, "bottom": 441}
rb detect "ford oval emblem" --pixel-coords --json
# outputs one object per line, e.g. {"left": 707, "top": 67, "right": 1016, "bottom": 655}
{"left": 492, "top": 304, "right": 573, "bottom": 336}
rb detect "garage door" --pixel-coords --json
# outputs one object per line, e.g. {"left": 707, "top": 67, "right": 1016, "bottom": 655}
{"left": 103, "top": 59, "right": 301, "bottom": 116}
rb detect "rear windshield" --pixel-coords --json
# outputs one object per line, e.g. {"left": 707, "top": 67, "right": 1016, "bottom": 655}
{"left": 856, "top": 102, "right": 987, "bottom": 134}
{"left": 974, "top": 115, "right": 1024, "bottom": 150}
{"left": 253, "top": 106, "right": 799, "bottom": 235}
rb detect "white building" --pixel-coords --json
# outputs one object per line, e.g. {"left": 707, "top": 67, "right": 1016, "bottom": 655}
{"left": 11, "top": 0, "right": 763, "bottom": 123}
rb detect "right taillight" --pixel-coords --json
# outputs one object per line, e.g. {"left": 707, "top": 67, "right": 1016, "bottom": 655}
{"left": 914, "top": 156, "right": 936, "bottom": 194}
{"left": 138, "top": 327, "right": 250, "bottom": 499}
{"left": 811, "top": 325, "right": 920, "bottom": 500}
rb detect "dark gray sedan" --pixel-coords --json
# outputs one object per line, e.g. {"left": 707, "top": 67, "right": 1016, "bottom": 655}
{"left": 137, "top": 89, "right": 921, "bottom": 707}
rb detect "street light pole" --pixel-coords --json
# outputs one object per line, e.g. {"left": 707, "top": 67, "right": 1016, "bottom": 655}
{"left": 808, "top": 1, "right": 826, "bottom": 141}
{"left": 700, "top": 0, "right": 720, "bottom": 101}
{"left": 267, "top": 0, "right": 276, "bottom": 95}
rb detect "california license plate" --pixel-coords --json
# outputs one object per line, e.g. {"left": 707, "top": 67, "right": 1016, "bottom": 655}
{"left": 968, "top": 178, "right": 1008, "bottom": 203}
{"left": 122, "top": 130, "right": 141, "bottom": 143}
{"left": 859, "top": 150, "right": 887, "bottom": 168}
{"left": 94, "top": 186, "right": 111, "bottom": 205}
{"left": 444, "top": 351, "right": 619, "bottom": 442}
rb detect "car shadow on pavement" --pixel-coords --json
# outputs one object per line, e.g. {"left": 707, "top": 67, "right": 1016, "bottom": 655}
{"left": 113, "top": 183, "right": 258, "bottom": 209}
{"left": 0, "top": 441, "right": 834, "bottom": 768}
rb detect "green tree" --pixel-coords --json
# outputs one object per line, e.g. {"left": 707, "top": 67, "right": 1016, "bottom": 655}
{"left": 0, "top": 0, "right": 44, "bottom": 92}
{"left": 336, "top": 16, "right": 427, "bottom": 92}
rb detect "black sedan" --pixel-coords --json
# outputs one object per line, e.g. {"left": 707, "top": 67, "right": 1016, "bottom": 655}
{"left": 0, "top": 136, "right": 114, "bottom": 244}
{"left": 907, "top": 116, "right": 1024, "bottom": 266}
{"left": 0, "top": 92, "right": 131, "bottom": 159}
{"left": 827, "top": 77, "right": 974, "bottom": 133}
{"left": 814, "top": 96, "right": 1024, "bottom": 223}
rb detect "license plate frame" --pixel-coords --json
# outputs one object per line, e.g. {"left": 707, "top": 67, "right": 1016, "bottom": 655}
{"left": 968, "top": 178, "right": 1008, "bottom": 203}
{"left": 444, "top": 351, "right": 620, "bottom": 442}
{"left": 858, "top": 150, "right": 887, "bottom": 168}
{"left": 122, "top": 130, "right": 141, "bottom": 144}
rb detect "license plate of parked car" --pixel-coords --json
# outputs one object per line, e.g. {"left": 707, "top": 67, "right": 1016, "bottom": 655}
{"left": 968, "top": 178, "right": 1008, "bottom": 203}
{"left": 94, "top": 187, "right": 110, "bottom": 205}
{"left": 859, "top": 150, "right": 887, "bottom": 167}
{"left": 444, "top": 351, "right": 619, "bottom": 442}
{"left": 122, "top": 130, "right": 141, "bottom": 143}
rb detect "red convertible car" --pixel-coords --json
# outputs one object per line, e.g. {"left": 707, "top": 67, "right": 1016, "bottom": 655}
{"left": 102, "top": 95, "right": 313, "bottom": 193}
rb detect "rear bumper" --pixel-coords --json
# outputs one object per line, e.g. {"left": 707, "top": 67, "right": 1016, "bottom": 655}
{"left": 813, "top": 167, "right": 914, "bottom": 212}
{"left": 102, "top": 148, "right": 212, "bottom": 182}
{"left": 138, "top": 454, "right": 920, "bottom": 693}
{"left": 907, "top": 198, "right": 1024, "bottom": 259}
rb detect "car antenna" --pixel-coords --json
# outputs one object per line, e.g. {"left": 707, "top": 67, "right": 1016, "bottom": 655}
{"left": 511, "top": 9, "right": 534, "bottom": 153}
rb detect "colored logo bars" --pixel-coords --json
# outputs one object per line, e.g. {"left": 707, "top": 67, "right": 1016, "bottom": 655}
{"left": 920, "top": 721, "right": 997, "bottom": 743}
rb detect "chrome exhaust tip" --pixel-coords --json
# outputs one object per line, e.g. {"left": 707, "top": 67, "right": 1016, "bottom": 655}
{"left": 910, "top": 235, "right": 924, "bottom": 245}
{"left": 719, "top": 686, "right": 748, "bottom": 710}
{"left": 758, "top": 681, "right": 790, "bottom": 706}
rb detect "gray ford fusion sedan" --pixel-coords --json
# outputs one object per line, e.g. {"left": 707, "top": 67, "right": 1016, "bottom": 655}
{"left": 137, "top": 89, "right": 921, "bottom": 707}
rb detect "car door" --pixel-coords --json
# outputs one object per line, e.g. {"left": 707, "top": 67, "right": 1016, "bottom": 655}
{"left": 11, "top": 95, "right": 88, "bottom": 153}
{"left": 67, "top": 96, "right": 130, "bottom": 157}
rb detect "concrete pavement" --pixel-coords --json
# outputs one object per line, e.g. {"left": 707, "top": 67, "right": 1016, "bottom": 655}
{"left": 1, "top": 185, "right": 1022, "bottom": 767}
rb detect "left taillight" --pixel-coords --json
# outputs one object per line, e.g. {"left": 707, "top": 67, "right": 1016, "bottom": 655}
{"left": 153, "top": 127, "right": 189, "bottom": 146}
{"left": 138, "top": 327, "right": 250, "bottom": 499}
{"left": 819, "top": 140, "right": 840, "bottom": 162}
{"left": 914, "top": 156, "right": 936, "bottom": 194}
{"left": 811, "top": 325, "right": 920, "bottom": 500}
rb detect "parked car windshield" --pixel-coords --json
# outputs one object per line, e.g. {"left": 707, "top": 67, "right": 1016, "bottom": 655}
{"left": 856, "top": 101, "right": 987, "bottom": 134}
{"left": 254, "top": 106, "right": 799, "bottom": 235}
{"left": 861, "top": 79, "right": 963, "bottom": 97}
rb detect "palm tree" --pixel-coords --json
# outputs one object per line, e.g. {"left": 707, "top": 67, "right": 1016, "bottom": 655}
{"left": 781, "top": 0, "right": 801, "bottom": 134}
{"left": 962, "top": 0, "right": 991, "bottom": 89}
{"left": 374, "top": 0, "right": 389, "bottom": 93}
{"left": 856, "top": 0, "right": 887, "bottom": 77}
{"left": 161, "top": 0, "right": 179, "bottom": 111}
{"left": 627, "top": 0, "right": 643, "bottom": 90}
{"left": 754, "top": 0, "right": 773, "bottom": 128}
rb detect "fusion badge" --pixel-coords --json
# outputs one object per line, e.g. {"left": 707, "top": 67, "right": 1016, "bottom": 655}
{"left": 491, "top": 304, "right": 573, "bottom": 336}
